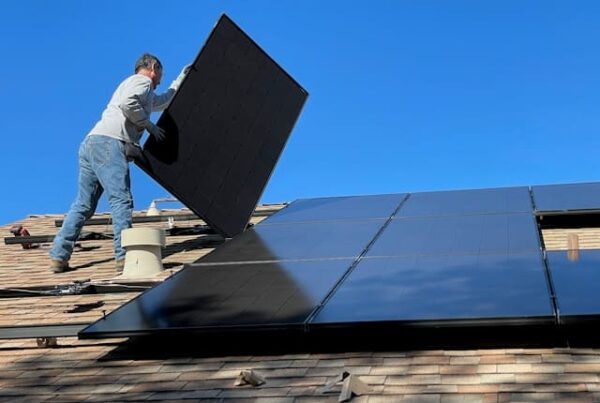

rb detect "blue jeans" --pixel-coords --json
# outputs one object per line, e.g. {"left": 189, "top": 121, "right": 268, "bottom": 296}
{"left": 50, "top": 135, "right": 133, "bottom": 262}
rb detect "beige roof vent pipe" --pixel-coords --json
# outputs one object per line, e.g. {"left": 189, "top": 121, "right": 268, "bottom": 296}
{"left": 120, "top": 228, "right": 166, "bottom": 278}
{"left": 145, "top": 197, "right": 180, "bottom": 216}
{"left": 146, "top": 201, "right": 161, "bottom": 216}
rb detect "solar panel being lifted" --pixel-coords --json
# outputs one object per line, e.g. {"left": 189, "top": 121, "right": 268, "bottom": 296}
{"left": 136, "top": 14, "right": 308, "bottom": 237}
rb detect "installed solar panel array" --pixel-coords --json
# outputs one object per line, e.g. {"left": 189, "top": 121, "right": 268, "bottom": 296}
{"left": 82, "top": 182, "right": 600, "bottom": 339}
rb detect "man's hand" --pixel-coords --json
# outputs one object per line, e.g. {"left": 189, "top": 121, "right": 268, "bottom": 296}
{"left": 144, "top": 121, "right": 166, "bottom": 141}
{"left": 169, "top": 64, "right": 192, "bottom": 91}
{"left": 124, "top": 142, "right": 144, "bottom": 162}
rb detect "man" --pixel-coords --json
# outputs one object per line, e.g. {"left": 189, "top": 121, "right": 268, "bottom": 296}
{"left": 49, "top": 53, "right": 189, "bottom": 274}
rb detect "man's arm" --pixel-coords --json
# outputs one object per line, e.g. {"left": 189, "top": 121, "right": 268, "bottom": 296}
{"left": 119, "top": 77, "right": 165, "bottom": 141}
{"left": 152, "top": 65, "right": 191, "bottom": 112}
{"left": 152, "top": 88, "right": 175, "bottom": 112}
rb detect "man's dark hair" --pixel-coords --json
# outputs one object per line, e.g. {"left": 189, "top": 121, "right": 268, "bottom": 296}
{"left": 135, "top": 53, "right": 163, "bottom": 73}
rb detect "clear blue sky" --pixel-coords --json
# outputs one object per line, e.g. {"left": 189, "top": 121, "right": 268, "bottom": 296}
{"left": 2, "top": 1, "right": 600, "bottom": 225}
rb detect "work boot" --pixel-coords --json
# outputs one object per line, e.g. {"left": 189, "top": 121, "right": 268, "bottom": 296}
{"left": 50, "top": 259, "right": 69, "bottom": 273}
{"left": 115, "top": 259, "right": 125, "bottom": 274}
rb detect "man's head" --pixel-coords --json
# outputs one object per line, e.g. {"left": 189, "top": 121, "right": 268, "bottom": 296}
{"left": 135, "top": 53, "right": 163, "bottom": 89}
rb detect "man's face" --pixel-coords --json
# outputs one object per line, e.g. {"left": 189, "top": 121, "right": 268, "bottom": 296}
{"left": 150, "top": 64, "right": 163, "bottom": 89}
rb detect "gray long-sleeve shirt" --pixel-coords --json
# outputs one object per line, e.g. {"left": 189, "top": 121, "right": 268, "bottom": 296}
{"left": 88, "top": 74, "right": 174, "bottom": 143}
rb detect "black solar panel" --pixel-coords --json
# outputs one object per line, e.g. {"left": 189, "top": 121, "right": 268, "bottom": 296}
{"left": 197, "top": 219, "right": 387, "bottom": 264}
{"left": 80, "top": 259, "right": 354, "bottom": 337}
{"left": 532, "top": 182, "right": 600, "bottom": 213}
{"left": 366, "top": 213, "right": 540, "bottom": 257}
{"left": 399, "top": 187, "right": 532, "bottom": 217}
{"left": 546, "top": 250, "right": 600, "bottom": 322}
{"left": 312, "top": 253, "right": 554, "bottom": 325}
{"left": 137, "top": 14, "right": 308, "bottom": 237}
{"left": 260, "top": 193, "right": 407, "bottom": 225}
